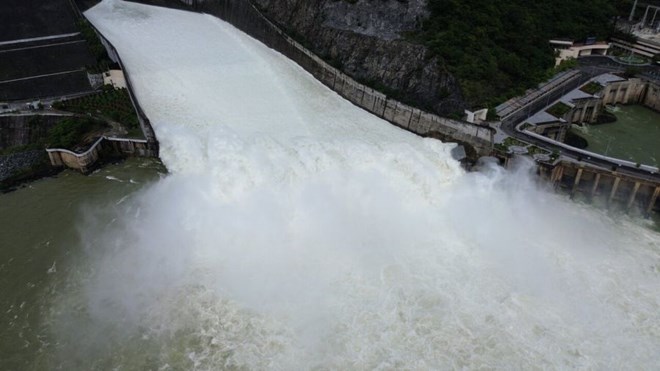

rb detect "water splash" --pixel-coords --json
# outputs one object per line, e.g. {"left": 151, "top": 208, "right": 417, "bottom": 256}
{"left": 46, "top": 1, "right": 660, "bottom": 369}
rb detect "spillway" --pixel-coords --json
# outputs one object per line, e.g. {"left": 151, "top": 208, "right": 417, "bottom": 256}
{"left": 36, "top": 0, "right": 660, "bottom": 368}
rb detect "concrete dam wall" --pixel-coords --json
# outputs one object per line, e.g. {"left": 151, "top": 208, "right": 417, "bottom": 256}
{"left": 128, "top": 0, "right": 494, "bottom": 156}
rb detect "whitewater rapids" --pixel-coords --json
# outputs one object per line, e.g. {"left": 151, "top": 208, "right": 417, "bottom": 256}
{"left": 54, "top": 0, "right": 660, "bottom": 369}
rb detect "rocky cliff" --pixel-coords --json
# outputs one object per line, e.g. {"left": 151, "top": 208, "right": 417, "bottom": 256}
{"left": 252, "top": 0, "right": 466, "bottom": 116}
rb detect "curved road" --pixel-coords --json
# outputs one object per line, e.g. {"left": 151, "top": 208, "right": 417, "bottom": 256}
{"left": 499, "top": 56, "right": 660, "bottom": 183}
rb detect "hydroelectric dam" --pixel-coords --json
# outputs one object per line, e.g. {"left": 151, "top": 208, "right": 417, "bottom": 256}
{"left": 0, "top": 0, "right": 659, "bottom": 369}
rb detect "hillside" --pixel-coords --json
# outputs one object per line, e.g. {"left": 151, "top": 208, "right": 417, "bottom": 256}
{"left": 417, "top": 0, "right": 626, "bottom": 108}
{"left": 123, "top": 0, "right": 628, "bottom": 116}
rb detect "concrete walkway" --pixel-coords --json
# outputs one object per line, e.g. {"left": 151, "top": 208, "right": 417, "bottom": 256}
{"left": 0, "top": 32, "right": 80, "bottom": 47}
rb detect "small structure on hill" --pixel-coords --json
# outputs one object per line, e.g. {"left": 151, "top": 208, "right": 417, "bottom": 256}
{"left": 550, "top": 39, "right": 610, "bottom": 66}
{"left": 464, "top": 108, "right": 488, "bottom": 124}
{"left": 103, "top": 70, "right": 127, "bottom": 89}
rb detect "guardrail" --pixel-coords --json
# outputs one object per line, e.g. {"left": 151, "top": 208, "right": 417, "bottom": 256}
{"left": 501, "top": 72, "right": 594, "bottom": 129}
{"left": 46, "top": 136, "right": 150, "bottom": 173}
{"left": 521, "top": 129, "right": 659, "bottom": 176}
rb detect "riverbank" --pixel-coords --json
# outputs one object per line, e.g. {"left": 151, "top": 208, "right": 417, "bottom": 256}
{"left": 0, "top": 108, "right": 150, "bottom": 191}
{"left": 0, "top": 150, "right": 61, "bottom": 192}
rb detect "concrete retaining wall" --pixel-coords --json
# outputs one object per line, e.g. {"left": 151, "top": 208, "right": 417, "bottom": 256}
{"left": 541, "top": 160, "right": 660, "bottom": 216}
{"left": 561, "top": 78, "right": 660, "bottom": 125}
{"left": 47, "top": 136, "right": 151, "bottom": 173}
{"left": 157, "top": 0, "right": 494, "bottom": 155}
{"left": 602, "top": 78, "right": 649, "bottom": 105}
{"left": 645, "top": 82, "right": 660, "bottom": 111}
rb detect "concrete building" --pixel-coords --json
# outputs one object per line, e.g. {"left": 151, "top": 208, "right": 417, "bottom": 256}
{"left": 103, "top": 69, "right": 127, "bottom": 89}
{"left": 522, "top": 73, "right": 660, "bottom": 141}
{"left": 464, "top": 108, "right": 488, "bottom": 124}
{"left": 522, "top": 110, "right": 569, "bottom": 141}
{"left": 550, "top": 39, "right": 610, "bottom": 66}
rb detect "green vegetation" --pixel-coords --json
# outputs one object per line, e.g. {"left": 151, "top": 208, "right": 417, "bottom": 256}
{"left": 503, "top": 136, "right": 526, "bottom": 147}
{"left": 550, "top": 149, "right": 560, "bottom": 161}
{"left": 46, "top": 117, "right": 105, "bottom": 149}
{"left": 553, "top": 58, "right": 578, "bottom": 74}
{"left": 494, "top": 143, "right": 508, "bottom": 152}
{"left": 580, "top": 82, "right": 603, "bottom": 95}
{"left": 616, "top": 54, "right": 648, "bottom": 65}
{"left": 77, "top": 19, "right": 115, "bottom": 73}
{"left": 53, "top": 87, "right": 140, "bottom": 130}
{"left": 1, "top": 116, "right": 106, "bottom": 153}
{"left": 494, "top": 136, "right": 536, "bottom": 154}
{"left": 416, "top": 0, "right": 624, "bottom": 108}
{"left": 546, "top": 102, "right": 571, "bottom": 117}
{"left": 527, "top": 145, "right": 549, "bottom": 156}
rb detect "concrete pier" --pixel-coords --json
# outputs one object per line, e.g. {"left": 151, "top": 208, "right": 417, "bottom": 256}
{"left": 648, "top": 186, "right": 660, "bottom": 216}
{"left": 590, "top": 173, "right": 601, "bottom": 199}
{"left": 47, "top": 136, "right": 152, "bottom": 174}
{"left": 609, "top": 177, "right": 621, "bottom": 206}
{"left": 570, "top": 167, "right": 584, "bottom": 198}
{"left": 627, "top": 182, "right": 641, "bottom": 210}
{"left": 530, "top": 160, "right": 660, "bottom": 216}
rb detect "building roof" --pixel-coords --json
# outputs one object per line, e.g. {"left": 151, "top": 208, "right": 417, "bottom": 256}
{"left": 592, "top": 73, "right": 626, "bottom": 85}
{"left": 526, "top": 110, "right": 563, "bottom": 124}
{"left": 560, "top": 89, "right": 594, "bottom": 106}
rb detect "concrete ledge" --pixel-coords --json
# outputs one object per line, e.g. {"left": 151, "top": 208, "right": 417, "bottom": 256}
{"left": 46, "top": 136, "right": 152, "bottom": 173}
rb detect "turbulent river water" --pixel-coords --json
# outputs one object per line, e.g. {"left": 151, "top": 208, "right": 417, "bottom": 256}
{"left": 1, "top": 0, "right": 660, "bottom": 369}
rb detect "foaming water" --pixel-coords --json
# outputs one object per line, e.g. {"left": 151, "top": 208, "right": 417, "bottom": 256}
{"left": 46, "top": 0, "right": 660, "bottom": 368}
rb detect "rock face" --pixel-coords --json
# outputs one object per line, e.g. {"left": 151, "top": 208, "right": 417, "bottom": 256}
{"left": 0, "top": 114, "right": 60, "bottom": 149}
{"left": 0, "top": 150, "right": 45, "bottom": 182}
{"left": 253, "top": 0, "right": 466, "bottom": 116}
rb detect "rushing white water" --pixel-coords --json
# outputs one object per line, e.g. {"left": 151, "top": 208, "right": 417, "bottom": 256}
{"left": 56, "top": 0, "right": 660, "bottom": 369}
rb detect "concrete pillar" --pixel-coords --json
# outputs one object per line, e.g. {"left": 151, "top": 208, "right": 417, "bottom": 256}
{"left": 552, "top": 166, "right": 564, "bottom": 188}
{"left": 627, "top": 182, "right": 641, "bottom": 211}
{"left": 504, "top": 155, "right": 511, "bottom": 168}
{"left": 571, "top": 168, "right": 584, "bottom": 199}
{"left": 538, "top": 165, "right": 546, "bottom": 180}
{"left": 579, "top": 105, "right": 587, "bottom": 123}
{"left": 608, "top": 177, "right": 621, "bottom": 206}
{"left": 647, "top": 186, "right": 660, "bottom": 216}
{"left": 48, "top": 152, "right": 62, "bottom": 166}
{"left": 642, "top": 5, "right": 651, "bottom": 26}
{"left": 590, "top": 173, "right": 601, "bottom": 200}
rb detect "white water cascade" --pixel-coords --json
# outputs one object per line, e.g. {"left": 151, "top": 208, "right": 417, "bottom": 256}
{"left": 53, "top": 0, "right": 660, "bottom": 369}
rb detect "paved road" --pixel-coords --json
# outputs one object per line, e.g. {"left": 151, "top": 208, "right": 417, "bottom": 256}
{"left": 498, "top": 56, "right": 660, "bottom": 183}
{"left": 0, "top": 90, "right": 98, "bottom": 113}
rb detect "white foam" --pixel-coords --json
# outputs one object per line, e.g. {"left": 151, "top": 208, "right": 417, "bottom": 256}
{"left": 62, "top": 1, "right": 660, "bottom": 369}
